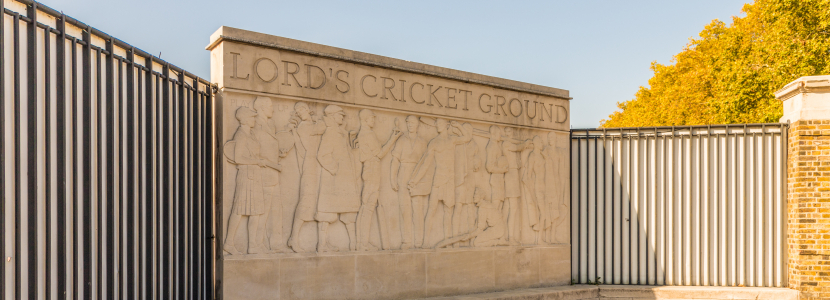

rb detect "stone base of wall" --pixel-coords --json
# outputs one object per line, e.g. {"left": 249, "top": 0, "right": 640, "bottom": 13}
{"left": 418, "top": 285, "right": 797, "bottom": 300}
{"left": 221, "top": 245, "right": 570, "bottom": 300}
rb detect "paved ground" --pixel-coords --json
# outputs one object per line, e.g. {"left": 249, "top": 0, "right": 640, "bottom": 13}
{"left": 420, "top": 284, "right": 798, "bottom": 300}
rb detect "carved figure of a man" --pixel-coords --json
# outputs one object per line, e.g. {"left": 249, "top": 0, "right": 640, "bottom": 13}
{"left": 453, "top": 123, "right": 480, "bottom": 246}
{"left": 501, "top": 127, "right": 531, "bottom": 245}
{"left": 485, "top": 125, "right": 508, "bottom": 244}
{"left": 316, "top": 105, "right": 361, "bottom": 252}
{"left": 286, "top": 102, "right": 327, "bottom": 252}
{"left": 471, "top": 188, "right": 509, "bottom": 247}
{"left": 523, "top": 135, "right": 547, "bottom": 243}
{"left": 391, "top": 116, "right": 427, "bottom": 249}
{"left": 252, "top": 97, "right": 288, "bottom": 252}
{"left": 224, "top": 107, "right": 279, "bottom": 255}
{"left": 544, "top": 131, "right": 569, "bottom": 243}
{"left": 409, "top": 118, "right": 471, "bottom": 248}
{"left": 433, "top": 188, "right": 507, "bottom": 248}
{"left": 355, "top": 109, "right": 403, "bottom": 251}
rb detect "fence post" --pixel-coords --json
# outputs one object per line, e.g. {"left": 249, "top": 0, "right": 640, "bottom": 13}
{"left": 776, "top": 75, "right": 830, "bottom": 299}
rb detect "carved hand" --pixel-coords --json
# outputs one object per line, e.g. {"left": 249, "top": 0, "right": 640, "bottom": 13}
{"left": 287, "top": 116, "right": 300, "bottom": 129}
{"left": 257, "top": 160, "right": 267, "bottom": 168}
{"left": 391, "top": 180, "right": 398, "bottom": 191}
{"left": 407, "top": 180, "right": 416, "bottom": 190}
{"left": 278, "top": 148, "right": 289, "bottom": 158}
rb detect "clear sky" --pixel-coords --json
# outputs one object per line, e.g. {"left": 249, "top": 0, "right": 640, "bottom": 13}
{"left": 40, "top": 0, "right": 749, "bottom": 128}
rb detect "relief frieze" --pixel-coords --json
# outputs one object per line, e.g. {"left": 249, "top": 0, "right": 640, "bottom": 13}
{"left": 221, "top": 94, "right": 570, "bottom": 255}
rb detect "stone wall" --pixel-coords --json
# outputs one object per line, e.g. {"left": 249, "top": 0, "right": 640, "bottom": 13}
{"left": 209, "top": 26, "right": 572, "bottom": 299}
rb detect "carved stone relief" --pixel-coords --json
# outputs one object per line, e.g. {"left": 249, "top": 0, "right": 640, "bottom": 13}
{"left": 391, "top": 116, "right": 428, "bottom": 249}
{"left": 316, "top": 105, "right": 361, "bottom": 252}
{"left": 355, "top": 109, "right": 403, "bottom": 251}
{"left": 222, "top": 96, "right": 571, "bottom": 255}
{"left": 212, "top": 28, "right": 572, "bottom": 300}
{"left": 223, "top": 106, "right": 275, "bottom": 255}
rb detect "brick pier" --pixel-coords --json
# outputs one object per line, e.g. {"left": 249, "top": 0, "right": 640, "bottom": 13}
{"left": 777, "top": 75, "right": 830, "bottom": 299}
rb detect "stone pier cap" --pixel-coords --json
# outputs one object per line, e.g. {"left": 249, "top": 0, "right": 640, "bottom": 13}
{"left": 207, "top": 26, "right": 571, "bottom": 131}
{"left": 775, "top": 75, "right": 830, "bottom": 123}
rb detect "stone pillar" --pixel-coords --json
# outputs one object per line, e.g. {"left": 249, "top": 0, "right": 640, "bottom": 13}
{"left": 776, "top": 75, "right": 830, "bottom": 299}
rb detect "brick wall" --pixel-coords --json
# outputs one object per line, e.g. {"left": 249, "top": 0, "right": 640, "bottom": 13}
{"left": 787, "top": 120, "right": 830, "bottom": 299}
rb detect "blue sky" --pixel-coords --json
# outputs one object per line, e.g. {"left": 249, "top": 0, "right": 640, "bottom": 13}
{"left": 40, "top": 0, "right": 749, "bottom": 128}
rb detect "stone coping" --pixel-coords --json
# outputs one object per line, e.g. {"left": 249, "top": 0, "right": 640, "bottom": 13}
{"left": 774, "top": 75, "right": 830, "bottom": 101}
{"left": 207, "top": 26, "right": 570, "bottom": 100}
{"left": 419, "top": 285, "right": 798, "bottom": 300}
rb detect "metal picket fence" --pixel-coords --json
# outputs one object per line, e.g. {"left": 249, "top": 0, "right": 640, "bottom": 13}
{"left": 0, "top": 0, "right": 218, "bottom": 299}
{"left": 571, "top": 124, "right": 788, "bottom": 287}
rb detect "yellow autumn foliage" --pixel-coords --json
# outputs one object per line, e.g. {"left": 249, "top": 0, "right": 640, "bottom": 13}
{"left": 601, "top": 0, "right": 830, "bottom": 128}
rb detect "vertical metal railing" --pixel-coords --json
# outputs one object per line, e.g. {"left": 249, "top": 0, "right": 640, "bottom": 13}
{"left": 0, "top": 0, "right": 218, "bottom": 299}
{"left": 571, "top": 124, "right": 787, "bottom": 287}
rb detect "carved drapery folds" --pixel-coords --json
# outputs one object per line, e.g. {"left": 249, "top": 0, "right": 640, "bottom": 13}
{"left": 223, "top": 97, "right": 569, "bottom": 255}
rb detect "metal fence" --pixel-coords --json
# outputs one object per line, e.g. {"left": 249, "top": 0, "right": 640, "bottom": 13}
{"left": 0, "top": 1, "right": 218, "bottom": 299}
{"left": 570, "top": 124, "right": 788, "bottom": 288}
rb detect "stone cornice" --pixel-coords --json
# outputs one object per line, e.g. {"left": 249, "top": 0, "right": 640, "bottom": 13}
{"left": 775, "top": 75, "right": 830, "bottom": 101}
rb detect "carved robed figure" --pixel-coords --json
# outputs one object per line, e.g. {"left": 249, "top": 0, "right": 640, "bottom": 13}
{"left": 224, "top": 106, "right": 280, "bottom": 254}
{"left": 316, "top": 105, "right": 361, "bottom": 252}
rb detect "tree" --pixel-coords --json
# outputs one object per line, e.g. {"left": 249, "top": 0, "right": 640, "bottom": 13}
{"left": 601, "top": 0, "right": 830, "bottom": 128}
